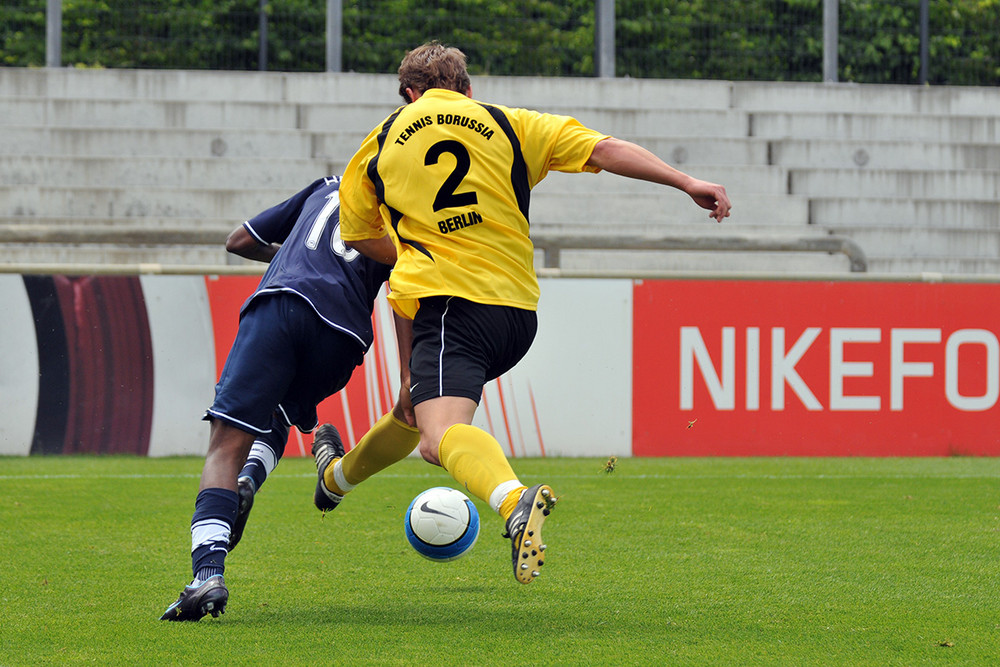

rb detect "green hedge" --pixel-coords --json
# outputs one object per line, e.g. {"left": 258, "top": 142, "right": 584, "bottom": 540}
{"left": 1, "top": 0, "right": 997, "bottom": 85}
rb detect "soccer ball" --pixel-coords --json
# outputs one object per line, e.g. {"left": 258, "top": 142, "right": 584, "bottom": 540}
{"left": 404, "top": 487, "right": 480, "bottom": 562}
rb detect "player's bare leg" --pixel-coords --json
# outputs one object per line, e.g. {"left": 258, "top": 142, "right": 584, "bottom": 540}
{"left": 199, "top": 419, "right": 255, "bottom": 491}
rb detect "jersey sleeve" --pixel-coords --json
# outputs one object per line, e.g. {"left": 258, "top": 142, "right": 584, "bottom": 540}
{"left": 339, "top": 126, "right": 390, "bottom": 242}
{"left": 546, "top": 118, "right": 609, "bottom": 174}
{"left": 505, "top": 107, "right": 609, "bottom": 186}
{"left": 246, "top": 178, "right": 327, "bottom": 245}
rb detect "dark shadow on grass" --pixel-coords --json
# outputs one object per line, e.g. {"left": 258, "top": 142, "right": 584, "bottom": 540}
{"left": 222, "top": 589, "right": 680, "bottom": 641}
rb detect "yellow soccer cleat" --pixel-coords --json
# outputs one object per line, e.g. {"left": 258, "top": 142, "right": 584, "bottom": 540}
{"left": 502, "top": 484, "right": 557, "bottom": 584}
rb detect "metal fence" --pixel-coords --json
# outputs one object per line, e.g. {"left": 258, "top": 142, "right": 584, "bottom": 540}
{"left": 2, "top": 0, "right": 998, "bottom": 85}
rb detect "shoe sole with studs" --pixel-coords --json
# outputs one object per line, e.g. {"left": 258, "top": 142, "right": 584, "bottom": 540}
{"left": 510, "top": 484, "right": 556, "bottom": 584}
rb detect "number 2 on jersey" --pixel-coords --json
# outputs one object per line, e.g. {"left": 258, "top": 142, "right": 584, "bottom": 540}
{"left": 425, "top": 140, "right": 479, "bottom": 212}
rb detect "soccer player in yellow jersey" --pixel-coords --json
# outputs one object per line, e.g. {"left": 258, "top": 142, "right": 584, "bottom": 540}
{"left": 335, "top": 41, "right": 732, "bottom": 584}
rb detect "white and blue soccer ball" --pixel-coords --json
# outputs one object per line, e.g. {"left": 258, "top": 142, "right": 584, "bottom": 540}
{"left": 404, "top": 487, "right": 480, "bottom": 562}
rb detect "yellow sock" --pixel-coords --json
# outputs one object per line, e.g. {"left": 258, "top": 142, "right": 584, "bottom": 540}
{"left": 323, "top": 412, "right": 419, "bottom": 495}
{"left": 438, "top": 423, "right": 526, "bottom": 519}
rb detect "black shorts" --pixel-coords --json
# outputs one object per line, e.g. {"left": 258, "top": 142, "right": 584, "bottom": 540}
{"left": 409, "top": 296, "right": 537, "bottom": 406}
{"left": 205, "top": 293, "right": 364, "bottom": 434}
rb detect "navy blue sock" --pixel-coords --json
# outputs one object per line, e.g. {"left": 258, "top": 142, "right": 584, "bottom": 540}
{"left": 190, "top": 487, "right": 239, "bottom": 581}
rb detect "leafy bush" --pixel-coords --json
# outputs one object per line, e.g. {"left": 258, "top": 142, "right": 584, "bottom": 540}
{"left": 1, "top": 0, "right": 996, "bottom": 84}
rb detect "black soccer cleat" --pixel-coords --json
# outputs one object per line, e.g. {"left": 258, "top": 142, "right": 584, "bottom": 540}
{"left": 502, "top": 484, "right": 557, "bottom": 584}
{"left": 227, "top": 477, "right": 255, "bottom": 551}
{"left": 160, "top": 575, "right": 229, "bottom": 621}
{"left": 311, "top": 423, "right": 346, "bottom": 512}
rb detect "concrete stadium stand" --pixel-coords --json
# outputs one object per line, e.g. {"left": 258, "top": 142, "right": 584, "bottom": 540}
{"left": 1, "top": 68, "right": 999, "bottom": 274}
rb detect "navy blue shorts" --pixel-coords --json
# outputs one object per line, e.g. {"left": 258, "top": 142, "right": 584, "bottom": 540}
{"left": 409, "top": 296, "right": 537, "bottom": 406}
{"left": 205, "top": 293, "right": 364, "bottom": 434}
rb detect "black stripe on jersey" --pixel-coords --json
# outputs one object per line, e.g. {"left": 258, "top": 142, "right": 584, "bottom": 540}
{"left": 368, "top": 109, "right": 401, "bottom": 204}
{"left": 369, "top": 109, "right": 434, "bottom": 261}
{"left": 479, "top": 103, "right": 531, "bottom": 223}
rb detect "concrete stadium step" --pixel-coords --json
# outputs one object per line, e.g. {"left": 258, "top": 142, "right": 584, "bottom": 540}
{"left": 0, "top": 97, "right": 295, "bottom": 130}
{"left": 0, "top": 126, "right": 373, "bottom": 162}
{"left": 809, "top": 197, "right": 1000, "bottom": 228}
{"left": 11, "top": 69, "right": 995, "bottom": 119}
{"left": 303, "top": 104, "right": 752, "bottom": 138}
{"left": 0, "top": 185, "right": 297, "bottom": 218}
{"left": 0, "top": 215, "right": 236, "bottom": 231}
{"left": 540, "top": 165, "right": 788, "bottom": 196}
{"left": 0, "top": 98, "right": 397, "bottom": 132}
{"left": 0, "top": 68, "right": 736, "bottom": 111}
{"left": 789, "top": 168, "right": 1000, "bottom": 199}
{"left": 732, "top": 81, "right": 1000, "bottom": 115}
{"left": 0, "top": 155, "right": 340, "bottom": 189}
{"left": 750, "top": 111, "right": 1000, "bottom": 143}
{"left": 0, "top": 126, "right": 322, "bottom": 159}
{"left": 0, "top": 95, "right": 749, "bottom": 139}
{"left": 866, "top": 255, "right": 1000, "bottom": 275}
{"left": 770, "top": 138, "right": 1000, "bottom": 171}
{"left": 0, "top": 222, "right": 229, "bottom": 246}
{"left": 565, "top": 108, "right": 748, "bottom": 138}
{"left": 531, "top": 193, "right": 809, "bottom": 227}
{"left": 463, "top": 77, "right": 734, "bottom": 112}
{"left": 0, "top": 177, "right": 789, "bottom": 221}
{"left": 0, "top": 67, "right": 298, "bottom": 103}
{"left": 308, "top": 131, "right": 391, "bottom": 159}
{"left": 1, "top": 242, "right": 232, "bottom": 267}
{"left": 602, "top": 136, "right": 769, "bottom": 167}
{"left": 827, "top": 225, "right": 1000, "bottom": 258}
{"left": 3, "top": 126, "right": 767, "bottom": 168}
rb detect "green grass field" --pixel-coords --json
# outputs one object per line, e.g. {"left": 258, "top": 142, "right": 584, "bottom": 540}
{"left": 2, "top": 455, "right": 999, "bottom": 666}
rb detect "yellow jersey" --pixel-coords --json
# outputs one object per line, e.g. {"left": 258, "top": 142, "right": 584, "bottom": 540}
{"left": 338, "top": 88, "right": 608, "bottom": 318}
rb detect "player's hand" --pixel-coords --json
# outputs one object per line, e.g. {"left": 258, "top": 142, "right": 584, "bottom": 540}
{"left": 394, "top": 381, "right": 416, "bottom": 427}
{"left": 686, "top": 179, "right": 732, "bottom": 223}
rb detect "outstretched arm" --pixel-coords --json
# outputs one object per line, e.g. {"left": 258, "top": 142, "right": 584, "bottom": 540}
{"left": 225, "top": 224, "right": 279, "bottom": 263}
{"left": 586, "top": 137, "right": 732, "bottom": 223}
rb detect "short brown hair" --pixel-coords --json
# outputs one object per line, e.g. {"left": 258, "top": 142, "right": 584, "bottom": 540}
{"left": 397, "top": 41, "right": 471, "bottom": 102}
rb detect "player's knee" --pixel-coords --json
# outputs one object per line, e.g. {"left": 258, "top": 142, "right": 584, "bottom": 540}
{"left": 418, "top": 438, "right": 441, "bottom": 467}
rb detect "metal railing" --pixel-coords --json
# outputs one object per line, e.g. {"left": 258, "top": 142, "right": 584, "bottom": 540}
{"left": 1, "top": 224, "right": 868, "bottom": 273}
{"left": 531, "top": 233, "right": 869, "bottom": 273}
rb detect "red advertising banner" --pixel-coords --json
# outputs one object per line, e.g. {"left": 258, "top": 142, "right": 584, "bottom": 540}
{"left": 633, "top": 280, "right": 1000, "bottom": 456}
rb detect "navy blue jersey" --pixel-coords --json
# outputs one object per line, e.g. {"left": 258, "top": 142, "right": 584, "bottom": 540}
{"left": 242, "top": 176, "right": 392, "bottom": 351}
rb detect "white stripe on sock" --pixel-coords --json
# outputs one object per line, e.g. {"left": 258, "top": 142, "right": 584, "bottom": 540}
{"left": 191, "top": 518, "right": 231, "bottom": 549}
{"left": 248, "top": 440, "right": 279, "bottom": 476}
{"left": 332, "top": 459, "right": 355, "bottom": 493}
{"left": 489, "top": 479, "right": 523, "bottom": 516}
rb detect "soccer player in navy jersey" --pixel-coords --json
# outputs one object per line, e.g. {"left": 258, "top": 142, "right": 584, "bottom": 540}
{"left": 161, "top": 176, "right": 420, "bottom": 621}
{"left": 337, "top": 42, "right": 732, "bottom": 584}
